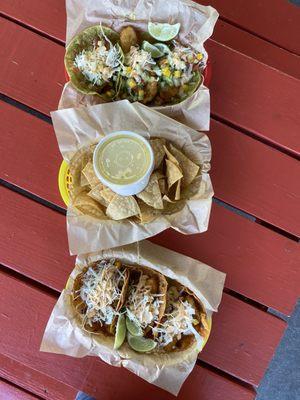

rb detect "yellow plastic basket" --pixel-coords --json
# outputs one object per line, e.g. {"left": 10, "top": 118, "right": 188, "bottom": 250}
{"left": 59, "top": 160, "right": 212, "bottom": 348}
{"left": 58, "top": 160, "right": 71, "bottom": 206}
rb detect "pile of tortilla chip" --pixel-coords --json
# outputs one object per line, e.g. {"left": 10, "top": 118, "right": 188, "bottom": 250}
{"left": 69, "top": 138, "right": 201, "bottom": 223}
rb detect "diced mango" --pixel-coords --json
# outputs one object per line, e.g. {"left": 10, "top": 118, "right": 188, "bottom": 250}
{"left": 127, "top": 79, "right": 136, "bottom": 88}
{"left": 196, "top": 53, "right": 203, "bottom": 61}
{"left": 162, "top": 67, "right": 171, "bottom": 78}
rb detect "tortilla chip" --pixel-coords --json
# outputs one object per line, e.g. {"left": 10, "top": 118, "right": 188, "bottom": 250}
{"left": 158, "top": 177, "right": 167, "bottom": 194}
{"left": 80, "top": 171, "right": 89, "bottom": 186}
{"left": 168, "top": 144, "right": 200, "bottom": 187}
{"left": 72, "top": 192, "right": 107, "bottom": 219}
{"left": 136, "top": 173, "right": 163, "bottom": 209}
{"left": 150, "top": 138, "right": 166, "bottom": 169}
{"left": 137, "top": 200, "right": 159, "bottom": 224}
{"left": 69, "top": 147, "right": 93, "bottom": 199}
{"left": 163, "top": 145, "right": 179, "bottom": 166}
{"left": 175, "top": 179, "right": 181, "bottom": 200}
{"left": 106, "top": 195, "right": 140, "bottom": 220}
{"left": 165, "top": 159, "right": 183, "bottom": 189}
{"left": 162, "top": 194, "right": 175, "bottom": 203}
{"left": 155, "top": 171, "right": 165, "bottom": 180}
{"left": 100, "top": 188, "right": 116, "bottom": 205}
{"left": 82, "top": 161, "right": 100, "bottom": 188}
{"left": 87, "top": 183, "right": 106, "bottom": 203}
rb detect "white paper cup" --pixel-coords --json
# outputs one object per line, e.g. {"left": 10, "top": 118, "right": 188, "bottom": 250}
{"left": 93, "top": 131, "right": 154, "bottom": 196}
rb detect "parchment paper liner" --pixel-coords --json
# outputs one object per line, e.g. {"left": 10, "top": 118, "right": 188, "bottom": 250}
{"left": 40, "top": 241, "right": 225, "bottom": 395}
{"left": 51, "top": 100, "right": 213, "bottom": 255}
{"left": 59, "top": 0, "right": 219, "bottom": 130}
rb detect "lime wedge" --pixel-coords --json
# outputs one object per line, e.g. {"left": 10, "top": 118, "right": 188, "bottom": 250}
{"left": 114, "top": 314, "right": 126, "bottom": 350}
{"left": 154, "top": 43, "right": 171, "bottom": 55}
{"left": 126, "top": 316, "right": 143, "bottom": 336}
{"left": 127, "top": 333, "right": 157, "bottom": 353}
{"left": 142, "top": 41, "right": 164, "bottom": 58}
{"left": 148, "top": 22, "right": 180, "bottom": 42}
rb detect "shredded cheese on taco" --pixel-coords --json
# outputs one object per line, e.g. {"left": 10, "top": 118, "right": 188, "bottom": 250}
{"left": 126, "top": 273, "right": 163, "bottom": 328}
{"left": 78, "top": 259, "right": 125, "bottom": 327}
{"left": 152, "top": 285, "right": 201, "bottom": 347}
{"left": 74, "top": 40, "right": 122, "bottom": 85}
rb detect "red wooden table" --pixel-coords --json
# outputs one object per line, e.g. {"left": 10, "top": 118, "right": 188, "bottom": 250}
{"left": 0, "top": 1, "right": 300, "bottom": 399}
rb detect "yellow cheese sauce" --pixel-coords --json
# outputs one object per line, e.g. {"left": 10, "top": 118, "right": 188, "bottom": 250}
{"left": 95, "top": 135, "right": 151, "bottom": 185}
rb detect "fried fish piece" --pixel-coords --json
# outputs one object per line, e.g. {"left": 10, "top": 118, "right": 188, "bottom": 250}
{"left": 142, "top": 81, "right": 158, "bottom": 104}
{"left": 120, "top": 26, "right": 138, "bottom": 54}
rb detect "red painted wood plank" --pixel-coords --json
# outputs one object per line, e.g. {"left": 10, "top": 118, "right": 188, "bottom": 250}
{"left": 0, "top": 271, "right": 255, "bottom": 400}
{"left": 0, "top": 101, "right": 65, "bottom": 208}
{"left": 2, "top": 80, "right": 300, "bottom": 236}
{"left": 85, "top": 358, "right": 255, "bottom": 400}
{"left": 1, "top": 0, "right": 299, "bottom": 80}
{"left": 0, "top": 378, "right": 40, "bottom": 400}
{"left": 0, "top": 187, "right": 288, "bottom": 385}
{"left": 0, "top": 17, "right": 65, "bottom": 115}
{"left": 200, "top": 0, "right": 300, "bottom": 56}
{"left": 211, "top": 19, "right": 300, "bottom": 80}
{"left": 207, "top": 39, "right": 300, "bottom": 156}
{"left": 0, "top": 17, "right": 299, "bottom": 155}
{"left": 209, "top": 120, "right": 300, "bottom": 237}
{"left": 0, "top": 0, "right": 66, "bottom": 43}
{"left": 1, "top": 166, "right": 299, "bottom": 317}
{"left": 1, "top": 354, "right": 77, "bottom": 400}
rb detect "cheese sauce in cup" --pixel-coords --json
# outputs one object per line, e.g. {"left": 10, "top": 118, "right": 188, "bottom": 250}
{"left": 93, "top": 131, "right": 154, "bottom": 196}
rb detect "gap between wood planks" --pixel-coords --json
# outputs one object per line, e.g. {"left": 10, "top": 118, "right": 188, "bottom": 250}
{"left": 0, "top": 376, "right": 43, "bottom": 400}
{"left": 0, "top": 11, "right": 65, "bottom": 46}
{"left": 1, "top": 6, "right": 299, "bottom": 59}
{"left": 0, "top": 262, "right": 257, "bottom": 395}
{"left": 197, "top": 359, "right": 256, "bottom": 394}
{"left": 0, "top": 130, "right": 300, "bottom": 242}
{"left": 0, "top": 13, "right": 299, "bottom": 160}
{"left": 214, "top": 15, "right": 300, "bottom": 58}
{"left": 0, "top": 180, "right": 293, "bottom": 323}
{"left": 3, "top": 86, "right": 299, "bottom": 162}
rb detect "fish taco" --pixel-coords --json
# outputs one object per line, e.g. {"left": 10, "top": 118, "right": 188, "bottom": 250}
{"left": 72, "top": 258, "right": 209, "bottom": 355}
{"left": 152, "top": 280, "right": 210, "bottom": 353}
{"left": 65, "top": 25, "right": 121, "bottom": 98}
{"left": 125, "top": 264, "right": 168, "bottom": 333}
{"left": 71, "top": 258, "right": 129, "bottom": 335}
{"left": 65, "top": 22, "right": 205, "bottom": 106}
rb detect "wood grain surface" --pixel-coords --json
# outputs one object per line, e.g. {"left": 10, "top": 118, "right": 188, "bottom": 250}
{"left": 0, "top": 16, "right": 299, "bottom": 155}
{"left": 0, "top": 271, "right": 255, "bottom": 399}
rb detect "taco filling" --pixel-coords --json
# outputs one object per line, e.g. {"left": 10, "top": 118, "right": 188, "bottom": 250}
{"left": 72, "top": 258, "right": 129, "bottom": 334}
{"left": 72, "top": 259, "right": 209, "bottom": 353}
{"left": 126, "top": 268, "right": 166, "bottom": 329}
{"left": 74, "top": 39, "right": 121, "bottom": 86}
{"left": 152, "top": 282, "right": 207, "bottom": 351}
{"left": 66, "top": 22, "right": 204, "bottom": 105}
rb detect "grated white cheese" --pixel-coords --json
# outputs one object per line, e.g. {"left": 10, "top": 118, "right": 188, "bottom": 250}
{"left": 74, "top": 37, "right": 122, "bottom": 85}
{"left": 77, "top": 259, "right": 125, "bottom": 327}
{"left": 122, "top": 47, "right": 158, "bottom": 84}
{"left": 152, "top": 286, "right": 201, "bottom": 348}
{"left": 126, "top": 273, "right": 163, "bottom": 328}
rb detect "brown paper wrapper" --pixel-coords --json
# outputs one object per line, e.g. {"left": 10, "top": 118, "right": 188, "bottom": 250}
{"left": 51, "top": 100, "right": 213, "bottom": 255}
{"left": 40, "top": 241, "right": 225, "bottom": 395}
{"left": 60, "top": 0, "right": 219, "bottom": 130}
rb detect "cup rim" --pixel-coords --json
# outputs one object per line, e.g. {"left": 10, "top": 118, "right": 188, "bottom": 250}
{"left": 93, "top": 130, "right": 154, "bottom": 189}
